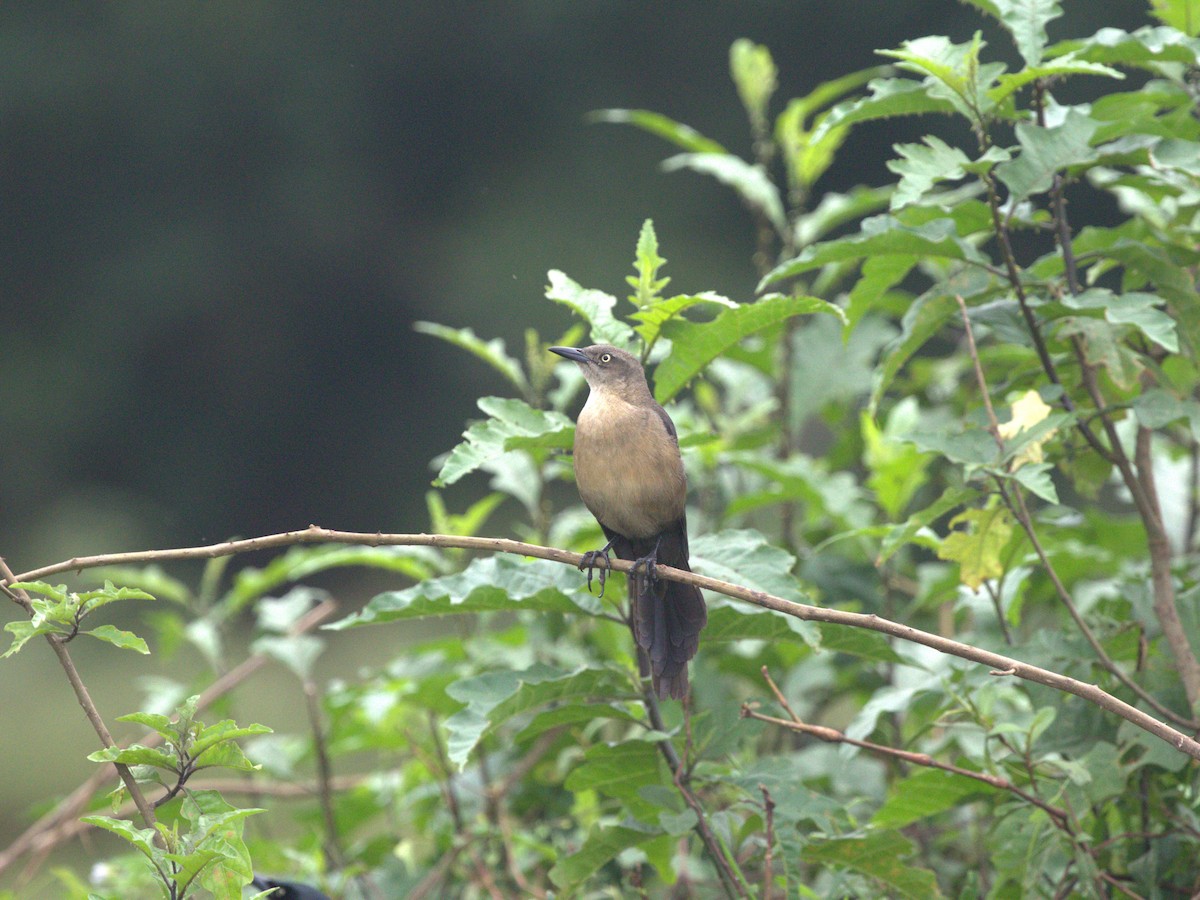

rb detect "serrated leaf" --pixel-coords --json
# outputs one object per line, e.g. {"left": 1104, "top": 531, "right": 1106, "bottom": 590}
{"left": 661, "top": 152, "right": 786, "bottom": 235}
{"left": 880, "top": 33, "right": 1007, "bottom": 121}
{"left": 545, "top": 270, "right": 637, "bottom": 347}
{"left": 762, "top": 215, "right": 985, "bottom": 291}
{"left": 587, "top": 108, "right": 727, "bottom": 153}
{"left": 937, "top": 506, "right": 1015, "bottom": 589}
{"left": 444, "top": 665, "right": 628, "bottom": 767}
{"left": 434, "top": 396, "right": 574, "bottom": 487}
{"left": 871, "top": 768, "right": 996, "bottom": 829}
{"left": 846, "top": 253, "right": 917, "bottom": 333}
{"left": 83, "top": 624, "right": 150, "bottom": 654}
{"left": 887, "top": 136, "right": 972, "bottom": 210}
{"left": 626, "top": 219, "right": 669, "bottom": 307}
{"left": 655, "top": 293, "right": 844, "bottom": 403}
{"left": 965, "top": 0, "right": 1062, "bottom": 65}
{"left": 413, "top": 322, "right": 529, "bottom": 396}
{"left": 2, "top": 619, "right": 58, "bottom": 658}
{"left": 899, "top": 427, "right": 997, "bottom": 468}
{"left": 630, "top": 292, "right": 737, "bottom": 351}
{"left": 990, "top": 53, "right": 1123, "bottom": 106}
{"left": 812, "top": 78, "right": 958, "bottom": 146}
{"left": 995, "top": 110, "right": 1100, "bottom": 203}
{"left": 803, "top": 831, "right": 944, "bottom": 899}
{"left": 330, "top": 555, "right": 599, "bottom": 629}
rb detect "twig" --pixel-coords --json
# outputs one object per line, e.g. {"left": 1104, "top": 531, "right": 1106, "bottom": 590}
{"left": 956, "top": 298, "right": 1199, "bottom": 729}
{"left": 302, "top": 678, "right": 345, "bottom": 871}
{"left": 640, "top": 667, "right": 745, "bottom": 898}
{"left": 0, "top": 559, "right": 158, "bottom": 840}
{"left": 5, "top": 526, "right": 1200, "bottom": 757}
{"left": 759, "top": 784, "right": 776, "bottom": 900}
{"left": 0, "top": 599, "right": 337, "bottom": 879}
{"left": 748, "top": 670, "right": 1071, "bottom": 828}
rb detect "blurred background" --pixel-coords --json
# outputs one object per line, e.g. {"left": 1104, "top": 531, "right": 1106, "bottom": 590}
{"left": 0, "top": 0, "right": 1152, "bottom": 866}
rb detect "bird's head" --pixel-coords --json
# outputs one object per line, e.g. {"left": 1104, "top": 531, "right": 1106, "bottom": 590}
{"left": 549, "top": 345, "right": 651, "bottom": 397}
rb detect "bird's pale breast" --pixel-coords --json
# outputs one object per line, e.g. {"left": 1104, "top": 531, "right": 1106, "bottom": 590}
{"left": 572, "top": 390, "right": 686, "bottom": 539}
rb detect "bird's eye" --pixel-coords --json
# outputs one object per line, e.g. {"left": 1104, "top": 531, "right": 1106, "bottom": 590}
{"left": 600, "top": 353, "right": 611, "bottom": 363}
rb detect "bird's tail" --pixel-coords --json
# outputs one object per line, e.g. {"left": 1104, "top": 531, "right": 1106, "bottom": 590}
{"left": 632, "top": 565, "right": 707, "bottom": 700}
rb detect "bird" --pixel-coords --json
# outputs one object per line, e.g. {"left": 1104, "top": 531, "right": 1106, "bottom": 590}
{"left": 549, "top": 344, "right": 707, "bottom": 700}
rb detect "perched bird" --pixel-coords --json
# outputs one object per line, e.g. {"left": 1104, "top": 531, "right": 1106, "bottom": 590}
{"left": 549, "top": 344, "right": 707, "bottom": 699}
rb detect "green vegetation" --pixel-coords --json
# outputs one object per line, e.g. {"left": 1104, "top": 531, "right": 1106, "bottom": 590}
{"left": 3, "top": 0, "right": 1200, "bottom": 896}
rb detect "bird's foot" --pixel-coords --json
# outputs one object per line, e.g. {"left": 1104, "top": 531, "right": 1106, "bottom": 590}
{"left": 579, "top": 547, "right": 613, "bottom": 597}
{"left": 629, "top": 552, "right": 658, "bottom": 584}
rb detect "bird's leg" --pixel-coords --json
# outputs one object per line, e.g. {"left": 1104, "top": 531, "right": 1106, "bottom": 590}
{"left": 629, "top": 534, "right": 664, "bottom": 584}
{"left": 579, "top": 537, "right": 617, "bottom": 597}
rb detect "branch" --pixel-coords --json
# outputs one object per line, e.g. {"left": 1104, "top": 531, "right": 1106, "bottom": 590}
{"left": 0, "top": 599, "right": 337, "bottom": 880}
{"left": 746, "top": 667, "right": 1071, "bottom": 828}
{"left": 6, "top": 526, "right": 1200, "bottom": 758}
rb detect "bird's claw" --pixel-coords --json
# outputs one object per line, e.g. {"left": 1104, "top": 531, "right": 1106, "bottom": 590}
{"left": 629, "top": 554, "right": 657, "bottom": 583}
{"left": 579, "top": 548, "right": 613, "bottom": 598}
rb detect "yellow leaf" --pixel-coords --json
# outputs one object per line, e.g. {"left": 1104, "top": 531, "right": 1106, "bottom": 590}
{"left": 936, "top": 506, "right": 1014, "bottom": 589}
{"left": 997, "top": 390, "right": 1056, "bottom": 469}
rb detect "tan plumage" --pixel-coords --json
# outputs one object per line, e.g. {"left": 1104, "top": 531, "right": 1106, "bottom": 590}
{"left": 550, "top": 344, "right": 707, "bottom": 700}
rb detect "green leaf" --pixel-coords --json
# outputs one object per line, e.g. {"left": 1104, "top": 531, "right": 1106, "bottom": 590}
{"left": 626, "top": 219, "right": 669, "bottom": 308}
{"left": 2, "top": 619, "right": 59, "bottom": 658}
{"left": 1060, "top": 288, "right": 1179, "bottom": 353}
{"left": 803, "top": 831, "right": 944, "bottom": 899}
{"left": 226, "top": 544, "right": 438, "bottom": 614}
{"left": 190, "top": 720, "right": 273, "bottom": 763}
{"left": 819, "top": 625, "right": 906, "bottom": 663}
{"left": 995, "top": 110, "right": 1100, "bottom": 203}
{"left": 434, "top": 396, "right": 574, "bottom": 487}
{"left": 87, "top": 744, "right": 179, "bottom": 771}
{"left": 549, "top": 823, "right": 661, "bottom": 889}
{"left": 565, "top": 740, "right": 662, "bottom": 807}
{"left": 1009, "top": 461, "right": 1060, "bottom": 504}
{"left": 887, "top": 136, "right": 972, "bottom": 210}
{"left": 444, "top": 665, "right": 628, "bottom": 767}
{"left": 936, "top": 506, "right": 1015, "bottom": 589}
{"left": 877, "top": 485, "right": 974, "bottom": 564}
{"left": 872, "top": 768, "right": 997, "bottom": 829}
{"left": 879, "top": 33, "right": 1007, "bottom": 121}
{"left": 252, "top": 634, "right": 325, "bottom": 681}
{"left": 730, "top": 38, "right": 777, "bottom": 131}
{"left": 630, "top": 292, "right": 737, "bottom": 352}
{"left": 761, "top": 215, "right": 986, "bottom": 291}
{"left": 80, "top": 816, "right": 160, "bottom": 859}
{"left": 846, "top": 253, "right": 917, "bottom": 333}
{"left": 964, "top": 0, "right": 1062, "bottom": 65}
{"left": 1049, "top": 25, "right": 1200, "bottom": 69}
{"left": 1148, "top": 0, "right": 1200, "bottom": 36}
{"left": 870, "top": 293, "right": 961, "bottom": 415}
{"left": 660, "top": 152, "right": 786, "bottom": 235}
{"left": 82, "top": 624, "right": 150, "bottom": 654}
{"left": 655, "top": 293, "right": 845, "bottom": 403}
{"left": 990, "top": 53, "right": 1123, "bottom": 106}
{"left": 413, "top": 322, "right": 529, "bottom": 396}
{"left": 1055, "top": 317, "right": 1143, "bottom": 389}
{"left": 587, "top": 109, "right": 727, "bottom": 153}
{"left": 545, "top": 270, "right": 637, "bottom": 347}
{"left": 812, "top": 78, "right": 958, "bottom": 146}
{"left": 330, "top": 554, "right": 599, "bottom": 629}
{"left": 700, "top": 604, "right": 815, "bottom": 644}
{"left": 899, "top": 427, "right": 997, "bottom": 468}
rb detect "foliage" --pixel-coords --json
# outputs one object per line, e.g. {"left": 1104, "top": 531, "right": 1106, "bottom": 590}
{"left": 2, "top": 1, "right": 1200, "bottom": 897}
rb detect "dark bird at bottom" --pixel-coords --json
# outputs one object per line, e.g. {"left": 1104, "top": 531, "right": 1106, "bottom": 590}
{"left": 549, "top": 344, "right": 707, "bottom": 699}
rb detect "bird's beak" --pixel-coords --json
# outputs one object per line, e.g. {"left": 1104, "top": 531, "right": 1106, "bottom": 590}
{"left": 549, "top": 346, "right": 589, "bottom": 364}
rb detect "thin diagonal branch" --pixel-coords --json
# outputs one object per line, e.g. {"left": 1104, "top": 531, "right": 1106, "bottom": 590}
{"left": 6, "top": 527, "right": 1200, "bottom": 758}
